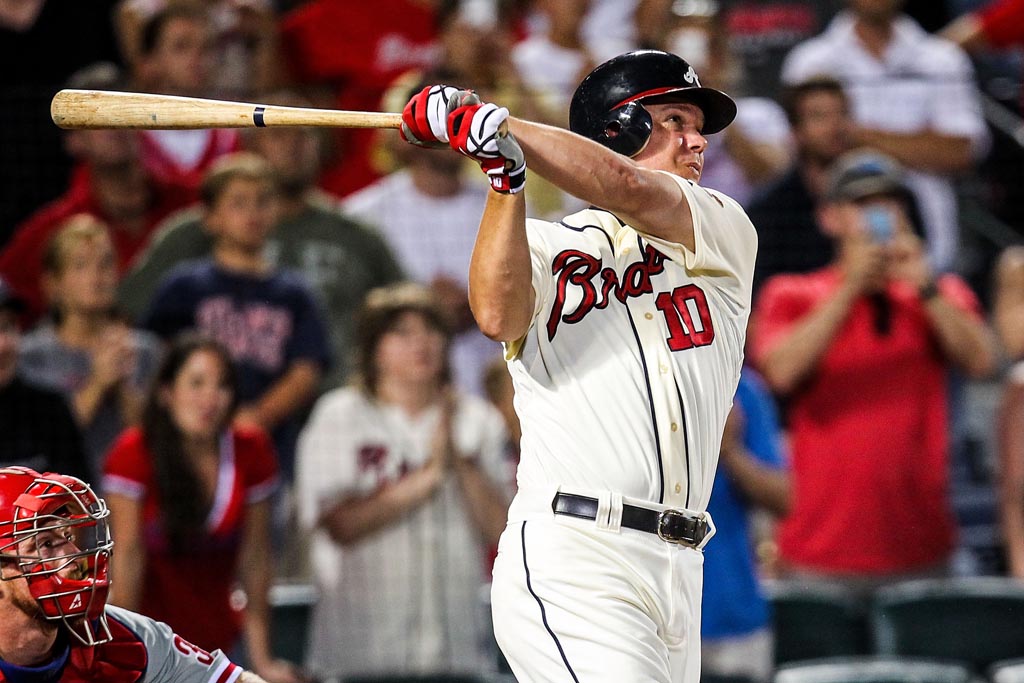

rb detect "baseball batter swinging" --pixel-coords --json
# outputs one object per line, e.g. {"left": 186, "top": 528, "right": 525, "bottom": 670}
{"left": 400, "top": 50, "right": 756, "bottom": 682}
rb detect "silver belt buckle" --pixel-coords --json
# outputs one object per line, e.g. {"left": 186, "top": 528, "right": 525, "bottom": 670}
{"left": 657, "top": 508, "right": 693, "bottom": 545}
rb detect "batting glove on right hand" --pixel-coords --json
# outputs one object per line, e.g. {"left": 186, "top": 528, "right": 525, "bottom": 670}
{"left": 446, "top": 92, "right": 526, "bottom": 194}
{"left": 400, "top": 84, "right": 468, "bottom": 148}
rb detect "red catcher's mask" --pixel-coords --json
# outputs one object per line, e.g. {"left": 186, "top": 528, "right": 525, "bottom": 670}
{"left": 0, "top": 466, "right": 113, "bottom": 645}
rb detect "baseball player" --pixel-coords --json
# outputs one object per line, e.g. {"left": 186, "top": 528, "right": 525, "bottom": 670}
{"left": 400, "top": 50, "right": 757, "bottom": 682}
{"left": 0, "top": 465, "right": 269, "bottom": 683}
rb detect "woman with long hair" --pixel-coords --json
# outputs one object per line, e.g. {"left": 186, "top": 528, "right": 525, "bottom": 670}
{"left": 103, "top": 332, "right": 300, "bottom": 683}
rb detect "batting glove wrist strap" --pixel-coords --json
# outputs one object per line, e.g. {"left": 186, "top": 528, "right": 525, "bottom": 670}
{"left": 446, "top": 94, "right": 527, "bottom": 194}
{"left": 481, "top": 155, "right": 526, "bottom": 194}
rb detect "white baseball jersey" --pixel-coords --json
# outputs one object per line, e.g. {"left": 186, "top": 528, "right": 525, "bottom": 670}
{"left": 507, "top": 173, "right": 757, "bottom": 515}
{"left": 294, "top": 387, "right": 511, "bottom": 680}
{"left": 491, "top": 173, "right": 757, "bottom": 683}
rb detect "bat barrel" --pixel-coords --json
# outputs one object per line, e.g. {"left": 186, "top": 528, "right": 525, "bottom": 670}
{"left": 50, "top": 90, "right": 403, "bottom": 130}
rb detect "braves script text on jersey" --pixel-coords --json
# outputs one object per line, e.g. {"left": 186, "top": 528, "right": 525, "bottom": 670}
{"left": 491, "top": 172, "right": 757, "bottom": 683}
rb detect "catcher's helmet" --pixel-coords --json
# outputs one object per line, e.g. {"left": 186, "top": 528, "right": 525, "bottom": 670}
{"left": 0, "top": 466, "right": 113, "bottom": 645}
{"left": 569, "top": 50, "right": 737, "bottom": 157}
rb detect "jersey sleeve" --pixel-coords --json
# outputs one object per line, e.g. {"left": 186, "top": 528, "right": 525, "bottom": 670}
{"left": 105, "top": 606, "right": 243, "bottom": 683}
{"left": 294, "top": 390, "right": 362, "bottom": 530}
{"left": 235, "top": 426, "right": 280, "bottom": 503}
{"left": 642, "top": 174, "right": 757, "bottom": 309}
{"left": 503, "top": 217, "right": 558, "bottom": 359}
{"left": 102, "top": 430, "right": 151, "bottom": 500}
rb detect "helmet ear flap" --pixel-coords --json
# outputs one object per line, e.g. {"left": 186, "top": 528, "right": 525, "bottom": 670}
{"left": 597, "top": 102, "right": 653, "bottom": 158}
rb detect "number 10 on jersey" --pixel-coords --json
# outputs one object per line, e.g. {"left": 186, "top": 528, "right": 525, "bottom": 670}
{"left": 655, "top": 284, "right": 715, "bottom": 351}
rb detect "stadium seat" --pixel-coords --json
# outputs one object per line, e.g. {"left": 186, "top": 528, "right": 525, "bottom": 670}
{"left": 872, "top": 578, "right": 1024, "bottom": 672}
{"left": 989, "top": 658, "right": 1024, "bottom": 683}
{"left": 766, "top": 580, "right": 871, "bottom": 665}
{"left": 774, "top": 656, "right": 977, "bottom": 683}
{"left": 269, "top": 582, "right": 317, "bottom": 666}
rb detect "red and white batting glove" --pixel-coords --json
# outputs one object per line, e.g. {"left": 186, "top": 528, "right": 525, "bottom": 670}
{"left": 400, "top": 84, "right": 467, "bottom": 148}
{"left": 446, "top": 93, "right": 526, "bottom": 194}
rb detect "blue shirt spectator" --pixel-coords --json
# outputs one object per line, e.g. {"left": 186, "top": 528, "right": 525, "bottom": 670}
{"left": 702, "top": 368, "right": 789, "bottom": 681}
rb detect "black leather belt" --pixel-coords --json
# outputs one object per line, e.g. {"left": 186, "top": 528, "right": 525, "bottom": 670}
{"left": 552, "top": 492, "right": 709, "bottom": 548}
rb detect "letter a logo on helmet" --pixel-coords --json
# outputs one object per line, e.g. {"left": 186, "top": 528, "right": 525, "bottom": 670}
{"left": 569, "top": 50, "right": 737, "bottom": 157}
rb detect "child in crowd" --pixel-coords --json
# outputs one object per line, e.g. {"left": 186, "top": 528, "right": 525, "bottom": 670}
{"left": 19, "top": 214, "right": 161, "bottom": 484}
{"left": 142, "top": 153, "right": 331, "bottom": 485}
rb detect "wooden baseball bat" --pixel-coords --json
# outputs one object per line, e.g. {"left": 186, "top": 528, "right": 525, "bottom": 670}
{"left": 50, "top": 89, "right": 403, "bottom": 130}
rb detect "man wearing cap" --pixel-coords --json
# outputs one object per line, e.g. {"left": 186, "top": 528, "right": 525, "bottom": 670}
{"left": 0, "top": 277, "right": 89, "bottom": 480}
{"left": 750, "top": 150, "right": 996, "bottom": 595}
{"left": 398, "top": 50, "right": 755, "bottom": 682}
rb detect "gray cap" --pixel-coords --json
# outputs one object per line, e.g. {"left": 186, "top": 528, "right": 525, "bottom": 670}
{"left": 824, "top": 150, "right": 908, "bottom": 202}
{"left": 0, "top": 277, "right": 25, "bottom": 314}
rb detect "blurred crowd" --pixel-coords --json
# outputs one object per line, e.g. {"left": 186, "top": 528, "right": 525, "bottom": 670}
{"left": 1, "top": 0, "right": 1024, "bottom": 681}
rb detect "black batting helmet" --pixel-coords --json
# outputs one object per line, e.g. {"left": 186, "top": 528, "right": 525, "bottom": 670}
{"left": 569, "top": 50, "right": 737, "bottom": 157}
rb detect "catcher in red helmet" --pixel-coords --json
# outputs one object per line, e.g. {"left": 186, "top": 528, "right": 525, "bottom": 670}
{"left": 0, "top": 466, "right": 271, "bottom": 683}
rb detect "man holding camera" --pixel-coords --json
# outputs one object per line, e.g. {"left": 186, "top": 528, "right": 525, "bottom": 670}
{"left": 750, "top": 150, "right": 996, "bottom": 595}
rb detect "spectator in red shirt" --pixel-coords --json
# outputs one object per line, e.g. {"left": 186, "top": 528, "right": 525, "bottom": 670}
{"left": 0, "top": 63, "right": 192, "bottom": 325}
{"left": 103, "top": 333, "right": 301, "bottom": 683}
{"left": 133, "top": 3, "right": 241, "bottom": 192}
{"left": 279, "top": 0, "right": 441, "bottom": 197}
{"left": 751, "top": 150, "right": 997, "bottom": 595}
{"left": 940, "top": 0, "right": 1024, "bottom": 53}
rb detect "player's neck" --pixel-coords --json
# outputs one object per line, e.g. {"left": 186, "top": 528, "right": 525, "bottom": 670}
{"left": 0, "top": 613, "right": 60, "bottom": 667}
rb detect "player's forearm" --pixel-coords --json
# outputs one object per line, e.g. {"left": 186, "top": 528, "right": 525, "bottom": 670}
{"left": 993, "top": 248, "right": 1024, "bottom": 359}
{"left": 719, "top": 446, "right": 791, "bottom": 516}
{"left": 939, "top": 13, "right": 987, "bottom": 51}
{"left": 319, "top": 467, "right": 441, "bottom": 546}
{"left": 758, "top": 286, "right": 858, "bottom": 395}
{"left": 998, "top": 380, "right": 1024, "bottom": 578}
{"left": 239, "top": 501, "right": 276, "bottom": 670}
{"left": 105, "top": 494, "right": 145, "bottom": 611}
{"left": 453, "top": 459, "right": 509, "bottom": 545}
{"left": 117, "top": 383, "right": 145, "bottom": 427}
{"left": 922, "top": 296, "right": 997, "bottom": 378}
{"left": 853, "top": 127, "right": 975, "bottom": 174}
{"left": 250, "top": 361, "right": 320, "bottom": 429}
{"left": 507, "top": 117, "right": 694, "bottom": 247}
{"left": 469, "top": 191, "right": 534, "bottom": 342}
{"left": 72, "top": 380, "right": 108, "bottom": 426}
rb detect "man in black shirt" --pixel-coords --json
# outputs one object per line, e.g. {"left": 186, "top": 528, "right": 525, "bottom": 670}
{"left": 748, "top": 77, "right": 852, "bottom": 296}
{"left": 0, "top": 276, "right": 88, "bottom": 479}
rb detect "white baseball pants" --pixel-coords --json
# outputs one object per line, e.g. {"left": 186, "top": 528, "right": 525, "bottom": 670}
{"left": 491, "top": 511, "right": 704, "bottom": 682}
